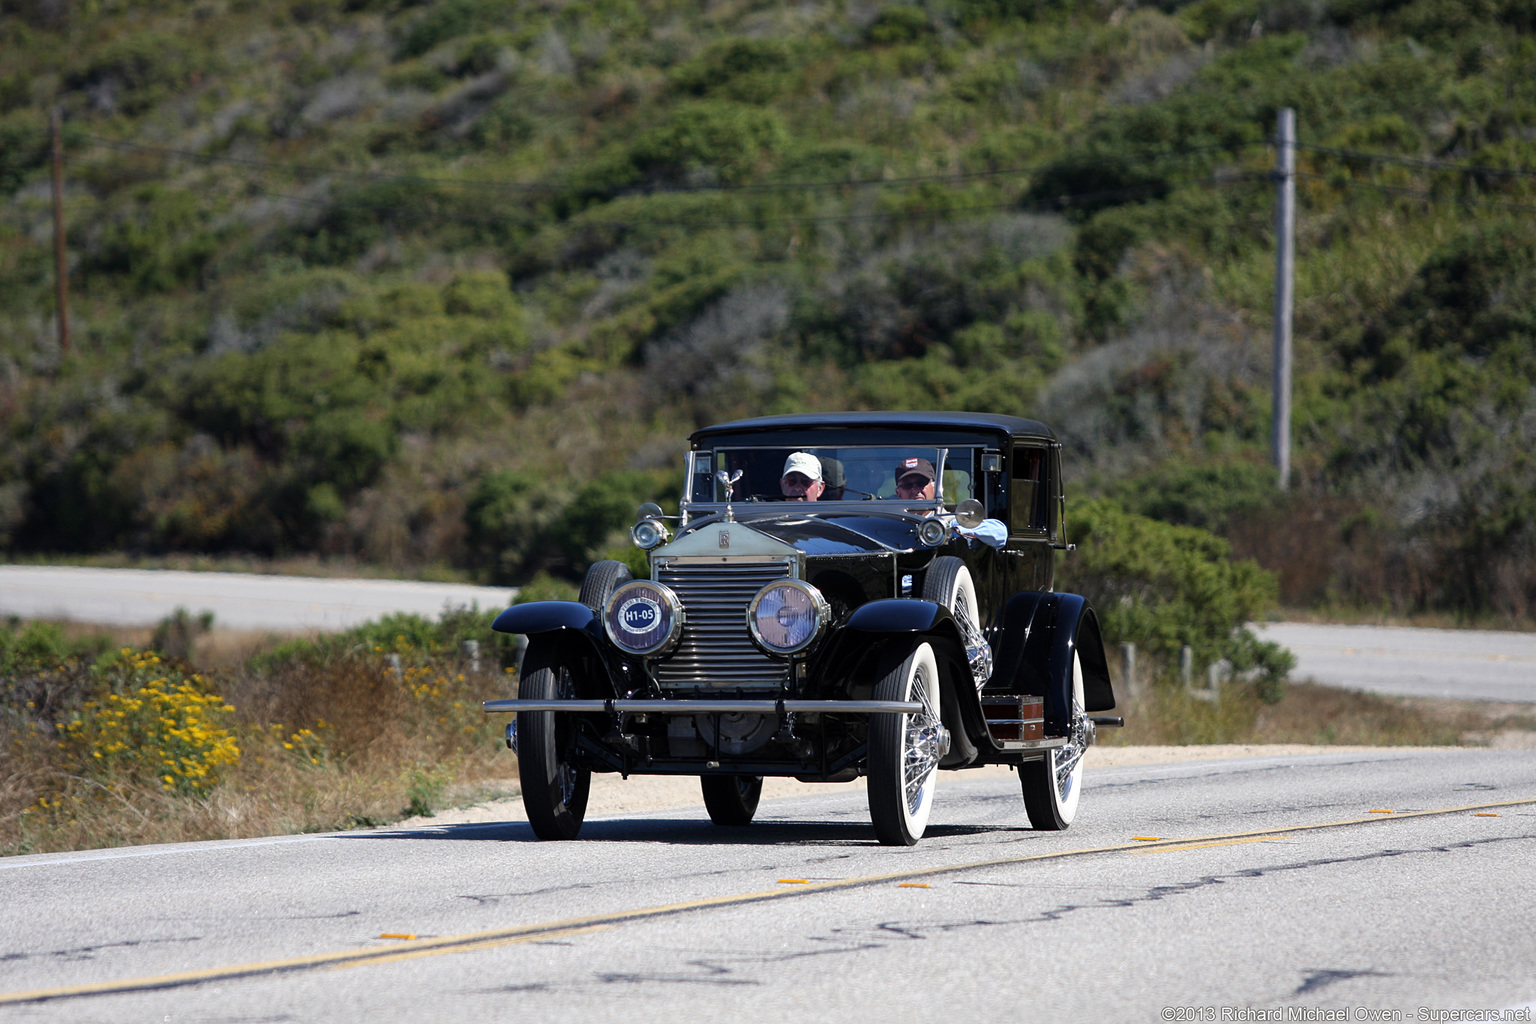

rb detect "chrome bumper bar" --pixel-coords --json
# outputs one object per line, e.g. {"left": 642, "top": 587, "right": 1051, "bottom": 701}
{"left": 482, "top": 699, "right": 922, "bottom": 715}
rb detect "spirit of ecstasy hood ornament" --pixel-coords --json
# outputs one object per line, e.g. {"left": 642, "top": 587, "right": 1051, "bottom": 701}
{"left": 715, "top": 469, "right": 744, "bottom": 522}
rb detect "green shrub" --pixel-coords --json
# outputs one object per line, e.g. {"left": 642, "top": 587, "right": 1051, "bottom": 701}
{"left": 628, "top": 101, "right": 788, "bottom": 185}
{"left": 464, "top": 469, "right": 570, "bottom": 583}
{"left": 397, "top": 0, "right": 508, "bottom": 59}
{"left": 66, "top": 31, "right": 209, "bottom": 114}
{"left": 867, "top": 5, "right": 934, "bottom": 44}
{"left": 509, "top": 573, "right": 579, "bottom": 603}
{"left": 1059, "top": 498, "right": 1294, "bottom": 694}
{"left": 0, "top": 110, "right": 47, "bottom": 198}
{"left": 442, "top": 268, "right": 519, "bottom": 319}
{"left": 86, "top": 186, "right": 219, "bottom": 295}
{"left": 0, "top": 621, "right": 97, "bottom": 679}
{"left": 463, "top": 468, "right": 674, "bottom": 584}
{"left": 1108, "top": 458, "right": 1281, "bottom": 533}
{"left": 670, "top": 37, "right": 796, "bottom": 104}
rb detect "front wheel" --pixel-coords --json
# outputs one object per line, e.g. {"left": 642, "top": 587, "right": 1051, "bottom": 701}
{"left": 701, "top": 775, "right": 763, "bottom": 826}
{"left": 1020, "top": 651, "right": 1086, "bottom": 830}
{"left": 517, "top": 646, "right": 591, "bottom": 840}
{"left": 867, "top": 642, "right": 943, "bottom": 846}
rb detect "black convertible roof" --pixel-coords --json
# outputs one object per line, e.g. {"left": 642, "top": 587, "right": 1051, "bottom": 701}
{"left": 691, "top": 411, "right": 1056, "bottom": 444}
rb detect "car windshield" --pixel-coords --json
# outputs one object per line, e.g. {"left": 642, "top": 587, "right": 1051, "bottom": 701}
{"left": 687, "top": 445, "right": 976, "bottom": 506}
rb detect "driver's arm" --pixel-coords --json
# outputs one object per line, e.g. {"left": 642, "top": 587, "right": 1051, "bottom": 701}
{"left": 954, "top": 518, "right": 1008, "bottom": 550}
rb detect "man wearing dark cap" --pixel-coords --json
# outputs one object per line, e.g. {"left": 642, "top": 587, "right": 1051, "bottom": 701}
{"left": 894, "top": 457, "right": 938, "bottom": 500}
{"left": 893, "top": 457, "right": 1007, "bottom": 549}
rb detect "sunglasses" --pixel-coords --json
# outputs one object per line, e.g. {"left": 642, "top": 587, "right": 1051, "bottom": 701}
{"left": 895, "top": 476, "right": 931, "bottom": 491}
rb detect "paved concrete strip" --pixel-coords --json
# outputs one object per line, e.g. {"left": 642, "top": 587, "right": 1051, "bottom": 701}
{"left": 1253, "top": 621, "right": 1536, "bottom": 703}
{"left": 4, "top": 567, "right": 1532, "bottom": 701}
{"left": 0, "top": 566, "right": 514, "bottom": 631}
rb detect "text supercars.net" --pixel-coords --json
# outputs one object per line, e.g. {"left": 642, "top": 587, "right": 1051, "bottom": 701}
{"left": 1162, "top": 1008, "right": 1532, "bottom": 1022}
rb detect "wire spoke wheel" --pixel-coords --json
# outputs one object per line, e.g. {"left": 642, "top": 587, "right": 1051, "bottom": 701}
{"left": 1020, "top": 650, "right": 1086, "bottom": 831}
{"left": 923, "top": 556, "right": 991, "bottom": 686}
{"left": 868, "top": 642, "right": 942, "bottom": 846}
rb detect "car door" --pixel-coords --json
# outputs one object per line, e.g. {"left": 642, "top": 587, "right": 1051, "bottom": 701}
{"left": 1007, "top": 442, "right": 1053, "bottom": 593}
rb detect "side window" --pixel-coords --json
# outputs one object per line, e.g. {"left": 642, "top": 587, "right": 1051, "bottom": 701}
{"left": 690, "top": 452, "right": 715, "bottom": 501}
{"left": 1010, "top": 446, "right": 1045, "bottom": 533}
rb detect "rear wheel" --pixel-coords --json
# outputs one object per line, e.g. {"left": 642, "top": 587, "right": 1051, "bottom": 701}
{"left": 867, "top": 642, "right": 943, "bottom": 846}
{"left": 1020, "top": 651, "right": 1086, "bottom": 831}
{"left": 922, "top": 556, "right": 979, "bottom": 633}
{"left": 923, "top": 556, "right": 989, "bottom": 685}
{"left": 517, "top": 646, "right": 591, "bottom": 840}
{"left": 700, "top": 775, "right": 763, "bottom": 826}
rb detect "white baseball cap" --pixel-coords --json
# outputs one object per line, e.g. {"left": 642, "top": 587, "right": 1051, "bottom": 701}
{"left": 781, "top": 452, "right": 823, "bottom": 482}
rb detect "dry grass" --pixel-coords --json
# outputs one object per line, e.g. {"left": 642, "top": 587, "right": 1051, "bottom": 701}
{"left": 5, "top": 742, "right": 515, "bottom": 855}
{"left": 1, "top": 637, "right": 522, "bottom": 857}
{"left": 1268, "top": 607, "right": 1536, "bottom": 632}
{"left": 1107, "top": 679, "right": 1536, "bottom": 748}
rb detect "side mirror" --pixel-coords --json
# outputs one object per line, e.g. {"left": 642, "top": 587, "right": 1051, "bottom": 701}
{"left": 955, "top": 499, "right": 985, "bottom": 530}
{"left": 635, "top": 502, "right": 665, "bottom": 522}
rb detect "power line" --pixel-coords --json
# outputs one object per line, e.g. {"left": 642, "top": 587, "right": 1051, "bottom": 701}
{"left": 1295, "top": 170, "right": 1536, "bottom": 214}
{"left": 1294, "top": 141, "right": 1536, "bottom": 181}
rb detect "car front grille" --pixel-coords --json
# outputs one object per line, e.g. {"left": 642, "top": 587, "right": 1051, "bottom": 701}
{"left": 654, "top": 562, "right": 792, "bottom": 690}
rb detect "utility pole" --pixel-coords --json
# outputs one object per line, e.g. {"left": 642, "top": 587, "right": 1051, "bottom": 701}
{"left": 1272, "top": 107, "right": 1295, "bottom": 491}
{"left": 50, "top": 108, "right": 71, "bottom": 355}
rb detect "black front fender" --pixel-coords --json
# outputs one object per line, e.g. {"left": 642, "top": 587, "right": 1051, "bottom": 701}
{"left": 493, "top": 601, "right": 597, "bottom": 635}
{"left": 813, "top": 599, "right": 990, "bottom": 767}
{"left": 992, "top": 592, "right": 1115, "bottom": 735}
{"left": 815, "top": 600, "right": 962, "bottom": 682}
{"left": 491, "top": 600, "right": 623, "bottom": 697}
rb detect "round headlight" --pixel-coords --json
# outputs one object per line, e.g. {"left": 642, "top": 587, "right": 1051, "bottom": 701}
{"left": 631, "top": 518, "right": 668, "bottom": 550}
{"left": 603, "top": 580, "right": 684, "bottom": 657}
{"left": 747, "top": 580, "right": 829, "bottom": 656}
{"left": 918, "top": 517, "right": 949, "bottom": 547}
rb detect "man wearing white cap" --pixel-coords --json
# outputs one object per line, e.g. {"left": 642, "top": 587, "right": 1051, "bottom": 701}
{"left": 781, "top": 452, "right": 825, "bottom": 501}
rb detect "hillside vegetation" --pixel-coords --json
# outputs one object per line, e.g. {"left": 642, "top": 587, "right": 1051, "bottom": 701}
{"left": 3, "top": 0, "right": 1535, "bottom": 623}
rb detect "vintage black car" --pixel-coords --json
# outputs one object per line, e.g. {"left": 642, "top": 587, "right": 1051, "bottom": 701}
{"left": 484, "top": 412, "right": 1120, "bottom": 845}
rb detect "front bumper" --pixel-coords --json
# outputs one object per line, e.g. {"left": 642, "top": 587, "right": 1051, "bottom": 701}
{"left": 483, "top": 699, "right": 922, "bottom": 714}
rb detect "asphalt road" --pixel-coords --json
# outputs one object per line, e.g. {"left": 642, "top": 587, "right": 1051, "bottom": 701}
{"left": 1253, "top": 622, "right": 1536, "bottom": 704}
{"left": 0, "top": 566, "right": 513, "bottom": 632}
{"left": 2, "top": 749, "right": 1532, "bottom": 1022}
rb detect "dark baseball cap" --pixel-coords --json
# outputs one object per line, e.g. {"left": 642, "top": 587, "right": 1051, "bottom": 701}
{"left": 894, "top": 457, "right": 935, "bottom": 483}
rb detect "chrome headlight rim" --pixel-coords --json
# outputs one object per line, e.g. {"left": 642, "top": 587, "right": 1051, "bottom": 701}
{"left": 746, "top": 579, "right": 829, "bottom": 657}
{"left": 603, "top": 580, "right": 685, "bottom": 657}
{"left": 917, "top": 517, "right": 949, "bottom": 547}
{"left": 631, "top": 518, "right": 668, "bottom": 550}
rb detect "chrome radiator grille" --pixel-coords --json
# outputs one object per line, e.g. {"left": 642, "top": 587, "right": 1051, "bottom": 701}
{"left": 654, "top": 562, "right": 792, "bottom": 690}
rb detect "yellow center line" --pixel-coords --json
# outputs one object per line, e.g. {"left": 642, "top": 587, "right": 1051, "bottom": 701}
{"left": 316, "top": 924, "right": 618, "bottom": 973}
{"left": 1131, "top": 836, "right": 1276, "bottom": 855}
{"left": 2, "top": 794, "right": 1531, "bottom": 1007}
